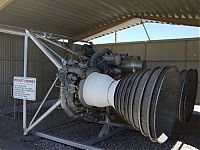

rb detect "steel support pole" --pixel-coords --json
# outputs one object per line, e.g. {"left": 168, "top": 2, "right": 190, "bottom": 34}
{"left": 25, "top": 30, "right": 63, "bottom": 69}
{"left": 35, "top": 34, "right": 87, "bottom": 60}
{"left": 23, "top": 32, "right": 28, "bottom": 135}
{"left": 26, "top": 100, "right": 61, "bottom": 134}
{"left": 28, "top": 76, "right": 59, "bottom": 128}
{"left": 40, "top": 41, "right": 65, "bottom": 63}
{"left": 84, "top": 126, "right": 127, "bottom": 146}
{"left": 13, "top": 99, "right": 16, "bottom": 119}
{"left": 114, "top": 31, "right": 117, "bottom": 44}
{"left": 33, "top": 132, "right": 101, "bottom": 150}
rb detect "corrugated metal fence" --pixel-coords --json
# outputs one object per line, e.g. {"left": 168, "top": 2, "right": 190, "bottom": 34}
{"left": 96, "top": 38, "right": 200, "bottom": 104}
{"left": 0, "top": 32, "right": 63, "bottom": 108}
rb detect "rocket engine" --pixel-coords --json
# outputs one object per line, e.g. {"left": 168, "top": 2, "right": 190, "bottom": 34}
{"left": 26, "top": 30, "right": 198, "bottom": 144}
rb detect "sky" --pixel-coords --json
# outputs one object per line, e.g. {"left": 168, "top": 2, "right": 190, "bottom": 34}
{"left": 91, "top": 23, "right": 200, "bottom": 44}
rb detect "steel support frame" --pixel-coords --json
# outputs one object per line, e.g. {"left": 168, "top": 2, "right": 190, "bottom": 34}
{"left": 22, "top": 30, "right": 130, "bottom": 150}
{"left": 33, "top": 132, "right": 101, "bottom": 150}
{"left": 31, "top": 118, "right": 130, "bottom": 150}
{"left": 33, "top": 122, "right": 128, "bottom": 150}
{"left": 22, "top": 30, "right": 65, "bottom": 136}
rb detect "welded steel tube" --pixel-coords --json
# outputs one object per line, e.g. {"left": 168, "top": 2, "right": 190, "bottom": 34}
{"left": 26, "top": 100, "right": 61, "bottom": 134}
{"left": 26, "top": 30, "right": 63, "bottom": 69}
{"left": 23, "top": 32, "right": 28, "bottom": 134}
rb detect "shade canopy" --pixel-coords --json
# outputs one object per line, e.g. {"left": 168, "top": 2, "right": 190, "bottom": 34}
{"left": 0, "top": 0, "right": 199, "bottom": 40}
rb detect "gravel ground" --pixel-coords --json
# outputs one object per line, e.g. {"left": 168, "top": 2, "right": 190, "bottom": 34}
{"left": 0, "top": 108, "right": 200, "bottom": 150}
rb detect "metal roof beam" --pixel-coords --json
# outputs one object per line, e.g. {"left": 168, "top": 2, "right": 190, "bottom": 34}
{"left": 0, "top": 0, "right": 13, "bottom": 10}
{"left": 138, "top": 15, "right": 200, "bottom": 27}
{"left": 72, "top": 16, "right": 136, "bottom": 41}
{"left": 73, "top": 15, "right": 200, "bottom": 41}
{"left": 0, "top": 24, "right": 25, "bottom": 36}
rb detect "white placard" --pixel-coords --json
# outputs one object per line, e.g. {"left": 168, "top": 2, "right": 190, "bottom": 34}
{"left": 13, "top": 76, "right": 36, "bottom": 101}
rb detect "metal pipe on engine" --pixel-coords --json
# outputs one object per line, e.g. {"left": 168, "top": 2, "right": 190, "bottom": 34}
{"left": 60, "top": 81, "right": 73, "bottom": 117}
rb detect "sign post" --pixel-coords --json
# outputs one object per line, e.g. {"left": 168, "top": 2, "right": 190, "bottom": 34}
{"left": 23, "top": 33, "right": 28, "bottom": 135}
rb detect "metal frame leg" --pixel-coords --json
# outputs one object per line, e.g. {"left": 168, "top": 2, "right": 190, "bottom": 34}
{"left": 25, "top": 100, "right": 61, "bottom": 134}
{"left": 28, "top": 77, "right": 59, "bottom": 128}
{"left": 13, "top": 99, "right": 16, "bottom": 119}
{"left": 32, "top": 117, "right": 130, "bottom": 150}
{"left": 23, "top": 32, "right": 28, "bottom": 135}
{"left": 33, "top": 132, "right": 101, "bottom": 150}
{"left": 84, "top": 126, "right": 127, "bottom": 146}
{"left": 84, "top": 107, "right": 130, "bottom": 145}
{"left": 98, "top": 107, "right": 111, "bottom": 137}
{"left": 23, "top": 30, "right": 61, "bottom": 135}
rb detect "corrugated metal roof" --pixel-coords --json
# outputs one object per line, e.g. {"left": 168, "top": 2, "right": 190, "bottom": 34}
{"left": 0, "top": 0, "right": 199, "bottom": 40}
